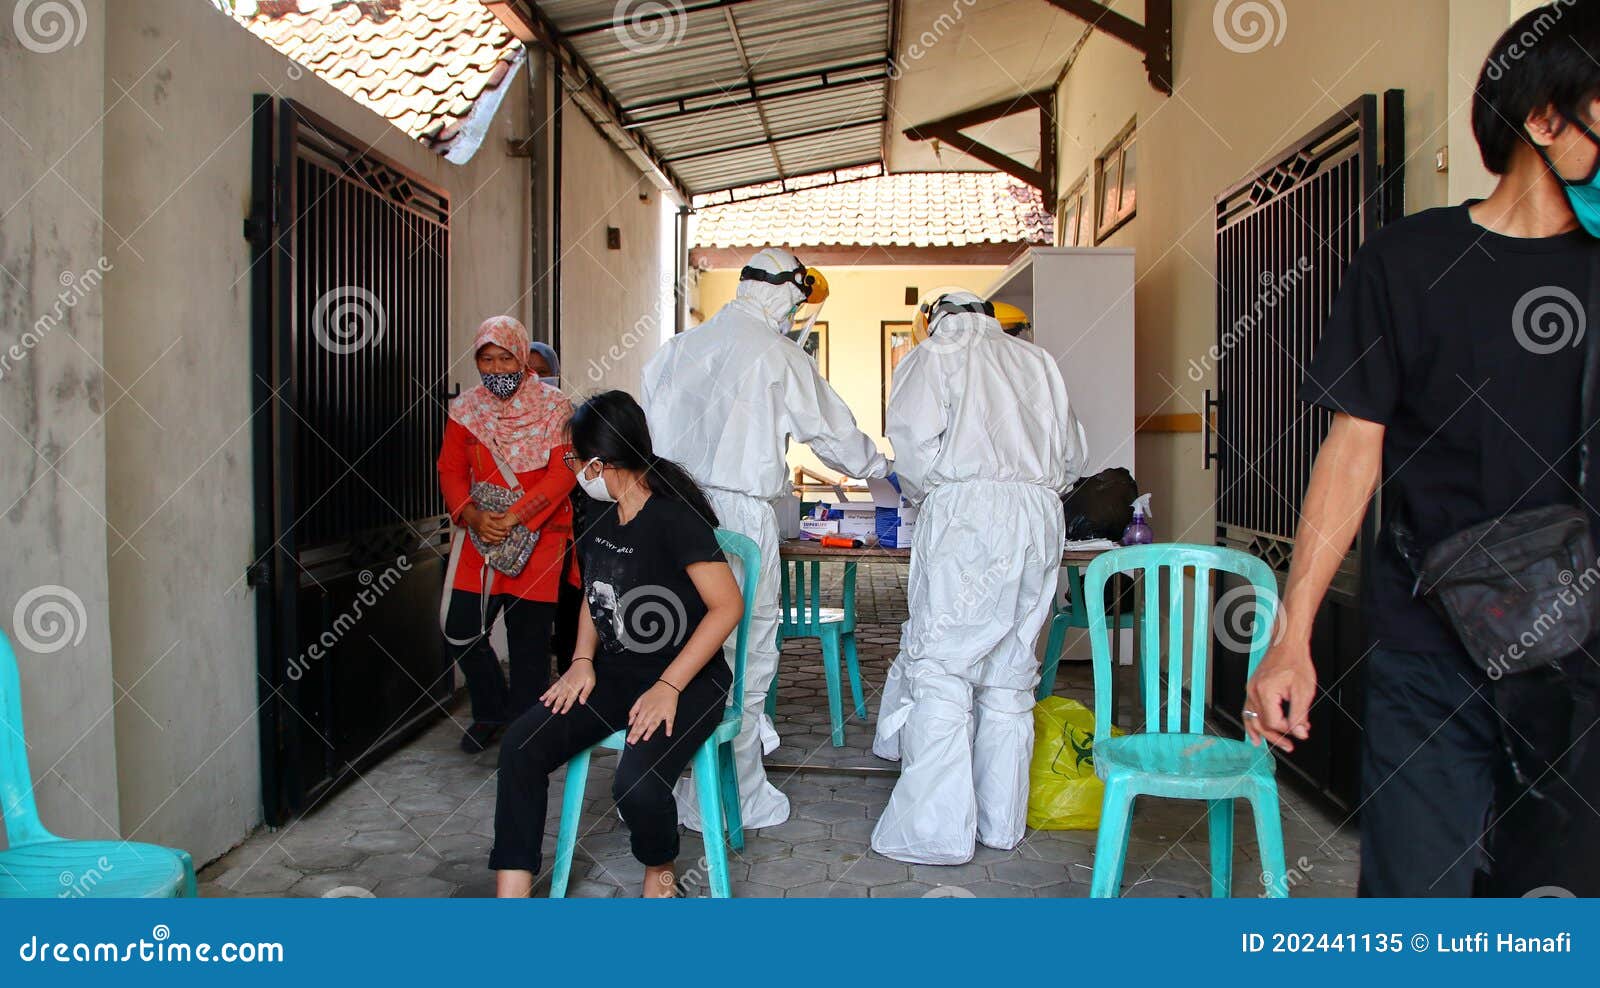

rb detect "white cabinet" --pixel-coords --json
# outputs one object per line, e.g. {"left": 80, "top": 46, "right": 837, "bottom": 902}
{"left": 987, "top": 247, "right": 1136, "bottom": 477}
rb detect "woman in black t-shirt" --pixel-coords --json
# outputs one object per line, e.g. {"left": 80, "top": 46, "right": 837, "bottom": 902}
{"left": 491, "top": 391, "right": 742, "bottom": 898}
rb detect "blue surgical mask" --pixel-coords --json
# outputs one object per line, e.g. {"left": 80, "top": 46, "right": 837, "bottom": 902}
{"left": 1541, "top": 118, "right": 1600, "bottom": 237}
{"left": 481, "top": 370, "right": 523, "bottom": 400}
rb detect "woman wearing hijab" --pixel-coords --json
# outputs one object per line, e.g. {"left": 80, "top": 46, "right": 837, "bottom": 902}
{"left": 438, "top": 317, "right": 578, "bottom": 753}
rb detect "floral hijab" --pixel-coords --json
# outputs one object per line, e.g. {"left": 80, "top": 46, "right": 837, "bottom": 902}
{"left": 448, "top": 316, "right": 570, "bottom": 474}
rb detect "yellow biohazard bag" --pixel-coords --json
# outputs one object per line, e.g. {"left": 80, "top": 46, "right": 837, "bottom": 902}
{"left": 1026, "top": 697, "right": 1120, "bottom": 831}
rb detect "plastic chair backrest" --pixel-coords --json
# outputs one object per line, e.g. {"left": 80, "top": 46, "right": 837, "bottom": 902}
{"left": 715, "top": 529, "right": 761, "bottom": 714}
{"left": 1083, "top": 543, "right": 1278, "bottom": 743}
{"left": 779, "top": 559, "right": 856, "bottom": 634}
{"left": 0, "top": 629, "right": 49, "bottom": 846}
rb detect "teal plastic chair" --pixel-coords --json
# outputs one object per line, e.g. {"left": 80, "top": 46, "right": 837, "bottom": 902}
{"left": 1036, "top": 564, "right": 1136, "bottom": 701}
{"left": 767, "top": 559, "right": 865, "bottom": 746}
{"left": 550, "top": 529, "right": 760, "bottom": 898}
{"left": 0, "top": 629, "right": 197, "bottom": 898}
{"left": 1082, "top": 544, "right": 1289, "bottom": 898}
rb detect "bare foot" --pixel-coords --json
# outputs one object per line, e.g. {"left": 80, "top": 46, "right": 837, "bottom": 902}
{"left": 496, "top": 869, "right": 534, "bottom": 898}
{"left": 643, "top": 863, "right": 677, "bottom": 898}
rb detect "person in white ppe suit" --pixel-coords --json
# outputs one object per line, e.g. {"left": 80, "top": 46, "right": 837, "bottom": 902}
{"left": 871, "top": 291, "right": 1088, "bottom": 864}
{"left": 642, "top": 247, "right": 890, "bottom": 830}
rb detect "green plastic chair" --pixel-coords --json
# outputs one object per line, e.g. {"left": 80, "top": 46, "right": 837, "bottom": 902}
{"left": 549, "top": 529, "right": 760, "bottom": 898}
{"left": 0, "top": 629, "right": 197, "bottom": 898}
{"left": 1082, "top": 544, "right": 1289, "bottom": 898}
{"left": 766, "top": 559, "right": 865, "bottom": 747}
{"left": 1036, "top": 564, "right": 1137, "bottom": 701}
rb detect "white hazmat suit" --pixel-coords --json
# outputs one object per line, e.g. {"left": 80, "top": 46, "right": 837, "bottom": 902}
{"left": 871, "top": 292, "right": 1088, "bottom": 864}
{"left": 642, "top": 247, "right": 889, "bottom": 831}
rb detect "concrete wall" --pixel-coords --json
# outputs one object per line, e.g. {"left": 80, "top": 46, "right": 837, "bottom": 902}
{"left": 95, "top": 0, "right": 558, "bottom": 864}
{"left": 559, "top": 109, "right": 675, "bottom": 399}
{"left": 1053, "top": 0, "right": 1460, "bottom": 545}
{"left": 696, "top": 262, "right": 1006, "bottom": 478}
{"left": 0, "top": 0, "right": 121, "bottom": 846}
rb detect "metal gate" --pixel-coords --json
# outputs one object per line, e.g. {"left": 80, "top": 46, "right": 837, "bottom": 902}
{"left": 247, "top": 98, "right": 454, "bottom": 824}
{"left": 1207, "top": 92, "right": 1404, "bottom": 809}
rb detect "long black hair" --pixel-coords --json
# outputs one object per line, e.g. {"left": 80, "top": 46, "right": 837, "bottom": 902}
{"left": 567, "top": 390, "right": 719, "bottom": 528}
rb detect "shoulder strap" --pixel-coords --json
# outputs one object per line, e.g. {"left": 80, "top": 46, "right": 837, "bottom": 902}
{"left": 1577, "top": 247, "right": 1600, "bottom": 493}
{"left": 485, "top": 444, "right": 523, "bottom": 491}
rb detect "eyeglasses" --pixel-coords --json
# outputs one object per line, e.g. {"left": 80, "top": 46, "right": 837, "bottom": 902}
{"left": 562, "top": 452, "right": 603, "bottom": 472}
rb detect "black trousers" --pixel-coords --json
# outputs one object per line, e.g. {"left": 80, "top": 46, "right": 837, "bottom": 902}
{"left": 444, "top": 591, "right": 555, "bottom": 725}
{"left": 1360, "top": 647, "right": 1600, "bottom": 897}
{"left": 489, "top": 669, "right": 726, "bottom": 874}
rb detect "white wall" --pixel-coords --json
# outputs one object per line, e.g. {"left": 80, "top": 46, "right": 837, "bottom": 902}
{"left": 0, "top": 0, "right": 121, "bottom": 845}
{"left": 559, "top": 107, "right": 675, "bottom": 398}
{"left": 1053, "top": 0, "right": 1456, "bottom": 546}
{"left": 98, "top": 0, "right": 536, "bottom": 864}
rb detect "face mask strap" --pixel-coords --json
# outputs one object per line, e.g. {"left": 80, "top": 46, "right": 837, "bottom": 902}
{"left": 1537, "top": 109, "right": 1600, "bottom": 187}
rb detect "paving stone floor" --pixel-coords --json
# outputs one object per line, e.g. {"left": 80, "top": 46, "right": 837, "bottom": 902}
{"left": 199, "top": 562, "right": 1359, "bottom": 898}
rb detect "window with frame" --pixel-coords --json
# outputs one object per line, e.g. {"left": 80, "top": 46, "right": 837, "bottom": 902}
{"left": 1057, "top": 174, "right": 1089, "bottom": 247}
{"left": 1095, "top": 120, "right": 1137, "bottom": 241}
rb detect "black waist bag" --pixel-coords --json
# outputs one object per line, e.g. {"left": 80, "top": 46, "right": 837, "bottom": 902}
{"left": 1398, "top": 506, "right": 1598, "bottom": 677}
{"left": 1394, "top": 249, "right": 1600, "bottom": 678}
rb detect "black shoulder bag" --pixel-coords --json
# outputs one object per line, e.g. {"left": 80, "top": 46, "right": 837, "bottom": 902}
{"left": 1392, "top": 253, "right": 1600, "bottom": 679}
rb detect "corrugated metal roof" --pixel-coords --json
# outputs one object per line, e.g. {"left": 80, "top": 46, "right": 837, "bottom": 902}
{"left": 535, "top": 0, "right": 894, "bottom": 195}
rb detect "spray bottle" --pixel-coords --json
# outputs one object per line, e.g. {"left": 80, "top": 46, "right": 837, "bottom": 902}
{"left": 1122, "top": 494, "right": 1154, "bottom": 546}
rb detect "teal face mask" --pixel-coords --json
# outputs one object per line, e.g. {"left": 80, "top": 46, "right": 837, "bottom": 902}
{"left": 1540, "top": 117, "right": 1600, "bottom": 237}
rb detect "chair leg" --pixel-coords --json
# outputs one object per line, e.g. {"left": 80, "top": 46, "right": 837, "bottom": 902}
{"left": 1035, "top": 614, "right": 1071, "bottom": 702}
{"left": 718, "top": 737, "right": 744, "bottom": 852}
{"left": 1208, "top": 799, "right": 1235, "bottom": 898}
{"left": 694, "top": 744, "right": 732, "bottom": 898}
{"left": 842, "top": 633, "right": 867, "bottom": 720}
{"left": 178, "top": 850, "right": 197, "bottom": 898}
{"left": 549, "top": 749, "right": 592, "bottom": 899}
{"left": 1090, "top": 777, "right": 1135, "bottom": 898}
{"left": 820, "top": 629, "right": 845, "bottom": 747}
{"left": 1249, "top": 781, "right": 1290, "bottom": 898}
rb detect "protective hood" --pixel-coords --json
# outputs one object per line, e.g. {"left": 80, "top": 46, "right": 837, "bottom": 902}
{"left": 734, "top": 247, "right": 808, "bottom": 330}
{"left": 924, "top": 290, "right": 1001, "bottom": 350}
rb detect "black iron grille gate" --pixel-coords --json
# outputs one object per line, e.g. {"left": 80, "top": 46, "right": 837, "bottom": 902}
{"left": 248, "top": 98, "right": 454, "bottom": 824}
{"left": 1208, "top": 93, "right": 1404, "bottom": 809}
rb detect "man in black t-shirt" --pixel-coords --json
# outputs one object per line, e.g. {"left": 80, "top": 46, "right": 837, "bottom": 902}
{"left": 1248, "top": 4, "right": 1600, "bottom": 897}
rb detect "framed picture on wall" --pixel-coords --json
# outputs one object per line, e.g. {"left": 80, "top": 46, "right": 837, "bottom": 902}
{"left": 801, "top": 321, "right": 829, "bottom": 377}
{"left": 881, "top": 320, "right": 915, "bottom": 431}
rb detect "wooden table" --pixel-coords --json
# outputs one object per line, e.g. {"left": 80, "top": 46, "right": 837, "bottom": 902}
{"left": 776, "top": 539, "right": 1142, "bottom": 729}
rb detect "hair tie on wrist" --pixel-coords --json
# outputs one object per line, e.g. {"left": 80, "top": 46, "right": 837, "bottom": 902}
{"left": 657, "top": 679, "right": 680, "bottom": 694}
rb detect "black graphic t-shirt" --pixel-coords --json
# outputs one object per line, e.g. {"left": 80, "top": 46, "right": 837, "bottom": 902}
{"left": 578, "top": 495, "right": 730, "bottom": 687}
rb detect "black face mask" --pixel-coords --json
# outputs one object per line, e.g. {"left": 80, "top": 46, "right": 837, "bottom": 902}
{"left": 481, "top": 370, "right": 523, "bottom": 400}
